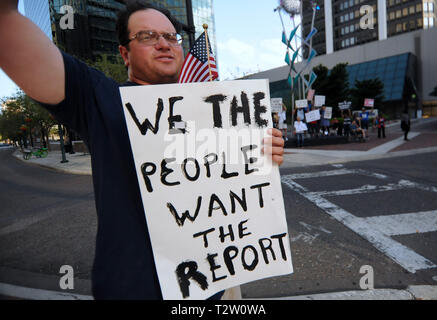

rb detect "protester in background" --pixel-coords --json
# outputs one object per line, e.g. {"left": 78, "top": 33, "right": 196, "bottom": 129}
{"left": 375, "top": 114, "right": 386, "bottom": 138}
{"left": 350, "top": 120, "right": 366, "bottom": 141}
{"left": 401, "top": 112, "right": 411, "bottom": 141}
{"left": 343, "top": 110, "right": 352, "bottom": 140}
{"left": 293, "top": 116, "right": 308, "bottom": 148}
{"left": 272, "top": 113, "right": 279, "bottom": 129}
{"left": 359, "top": 107, "right": 369, "bottom": 132}
{"left": 278, "top": 104, "right": 288, "bottom": 141}
{"left": 320, "top": 106, "right": 330, "bottom": 136}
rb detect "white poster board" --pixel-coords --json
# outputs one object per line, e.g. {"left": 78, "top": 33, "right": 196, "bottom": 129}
{"left": 338, "top": 101, "right": 352, "bottom": 110}
{"left": 364, "top": 98, "right": 375, "bottom": 107}
{"left": 271, "top": 98, "right": 283, "bottom": 113}
{"left": 324, "top": 107, "right": 332, "bottom": 119}
{"left": 295, "top": 99, "right": 308, "bottom": 109}
{"left": 120, "top": 80, "right": 293, "bottom": 300}
{"left": 314, "top": 95, "right": 326, "bottom": 107}
{"left": 305, "top": 109, "right": 321, "bottom": 123}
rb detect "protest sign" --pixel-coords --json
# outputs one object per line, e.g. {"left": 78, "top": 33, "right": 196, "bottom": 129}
{"left": 295, "top": 99, "right": 308, "bottom": 109}
{"left": 307, "top": 89, "right": 315, "bottom": 101}
{"left": 120, "top": 80, "right": 293, "bottom": 300}
{"left": 271, "top": 98, "right": 283, "bottom": 113}
{"left": 305, "top": 109, "right": 321, "bottom": 123}
{"left": 324, "top": 107, "right": 332, "bottom": 119}
{"left": 338, "top": 101, "right": 352, "bottom": 110}
{"left": 314, "top": 95, "right": 325, "bottom": 107}
{"left": 364, "top": 98, "right": 375, "bottom": 107}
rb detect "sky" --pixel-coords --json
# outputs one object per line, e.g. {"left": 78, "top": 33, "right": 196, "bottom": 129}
{"left": 0, "top": 0, "right": 301, "bottom": 99}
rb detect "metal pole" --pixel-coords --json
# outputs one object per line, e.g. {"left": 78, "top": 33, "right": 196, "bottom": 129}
{"left": 58, "top": 123, "right": 68, "bottom": 163}
{"left": 185, "top": 0, "right": 196, "bottom": 47}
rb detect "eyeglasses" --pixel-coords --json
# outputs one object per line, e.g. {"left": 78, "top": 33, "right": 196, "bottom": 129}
{"left": 128, "top": 30, "right": 183, "bottom": 46}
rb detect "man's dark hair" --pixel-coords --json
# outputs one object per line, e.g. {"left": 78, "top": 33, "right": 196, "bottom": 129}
{"left": 116, "top": 0, "right": 182, "bottom": 47}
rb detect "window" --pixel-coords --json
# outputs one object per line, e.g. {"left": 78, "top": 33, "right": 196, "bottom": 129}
{"left": 341, "top": 40, "right": 345, "bottom": 47}
{"left": 424, "top": 17, "right": 429, "bottom": 28}
{"left": 424, "top": 2, "right": 428, "bottom": 12}
{"left": 355, "top": 10, "right": 360, "bottom": 18}
{"left": 416, "top": 3, "right": 422, "bottom": 12}
{"left": 340, "top": 2, "right": 344, "bottom": 10}
{"left": 396, "top": 10, "right": 401, "bottom": 18}
{"left": 410, "top": 20, "right": 416, "bottom": 29}
{"left": 389, "top": 11, "right": 395, "bottom": 20}
{"left": 340, "top": 15, "right": 344, "bottom": 23}
{"left": 389, "top": 0, "right": 395, "bottom": 6}
{"left": 345, "top": 1, "right": 349, "bottom": 9}
{"left": 409, "top": 6, "right": 415, "bottom": 14}
{"left": 430, "top": 18, "right": 435, "bottom": 27}
{"left": 351, "top": 37, "right": 355, "bottom": 45}
{"left": 417, "top": 18, "right": 423, "bottom": 27}
{"left": 346, "top": 38, "right": 350, "bottom": 46}
{"left": 345, "top": 14, "right": 349, "bottom": 21}
{"left": 346, "top": 25, "right": 350, "bottom": 33}
{"left": 349, "top": 0, "right": 353, "bottom": 6}
{"left": 396, "top": 23, "right": 402, "bottom": 32}
{"left": 403, "top": 22, "right": 408, "bottom": 31}
{"left": 350, "top": 12, "right": 354, "bottom": 20}
{"left": 430, "top": 3, "right": 435, "bottom": 12}
{"left": 341, "top": 27, "right": 344, "bottom": 35}
{"left": 350, "top": 24, "right": 355, "bottom": 32}
{"left": 402, "top": 8, "right": 408, "bottom": 16}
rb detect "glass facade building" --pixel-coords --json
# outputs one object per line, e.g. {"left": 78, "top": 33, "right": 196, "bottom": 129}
{"left": 22, "top": 0, "right": 218, "bottom": 66}
{"left": 302, "top": 0, "right": 436, "bottom": 54}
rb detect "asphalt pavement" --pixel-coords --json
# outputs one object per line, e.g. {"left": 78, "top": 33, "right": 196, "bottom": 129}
{"left": 2, "top": 117, "right": 437, "bottom": 300}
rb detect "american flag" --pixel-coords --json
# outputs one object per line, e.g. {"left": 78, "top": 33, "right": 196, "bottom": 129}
{"left": 178, "top": 32, "right": 219, "bottom": 83}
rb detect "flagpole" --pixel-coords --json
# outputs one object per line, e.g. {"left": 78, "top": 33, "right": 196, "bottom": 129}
{"left": 203, "top": 24, "right": 214, "bottom": 82}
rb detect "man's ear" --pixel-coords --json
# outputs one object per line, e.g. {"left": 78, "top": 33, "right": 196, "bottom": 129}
{"left": 119, "top": 45, "right": 129, "bottom": 67}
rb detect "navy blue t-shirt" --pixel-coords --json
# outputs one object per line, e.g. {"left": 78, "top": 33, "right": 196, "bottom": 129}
{"left": 40, "top": 52, "right": 224, "bottom": 300}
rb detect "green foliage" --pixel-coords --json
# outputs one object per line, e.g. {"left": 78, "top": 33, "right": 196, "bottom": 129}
{"left": 0, "top": 91, "right": 56, "bottom": 145}
{"left": 350, "top": 78, "right": 385, "bottom": 110}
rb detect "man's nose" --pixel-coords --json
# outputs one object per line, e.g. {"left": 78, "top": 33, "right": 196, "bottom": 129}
{"left": 155, "top": 35, "right": 171, "bottom": 49}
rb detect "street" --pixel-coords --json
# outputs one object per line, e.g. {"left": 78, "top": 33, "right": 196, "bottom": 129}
{"left": 1, "top": 136, "right": 436, "bottom": 299}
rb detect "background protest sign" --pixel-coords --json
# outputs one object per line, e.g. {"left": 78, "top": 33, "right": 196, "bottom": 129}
{"left": 305, "top": 109, "right": 321, "bottom": 123}
{"left": 314, "top": 95, "right": 325, "bottom": 107}
{"left": 324, "top": 107, "right": 332, "bottom": 119}
{"left": 270, "top": 98, "right": 283, "bottom": 113}
{"left": 338, "top": 101, "right": 352, "bottom": 110}
{"left": 120, "top": 80, "right": 293, "bottom": 300}
{"left": 364, "top": 98, "right": 375, "bottom": 107}
{"left": 295, "top": 99, "right": 308, "bottom": 109}
{"left": 307, "top": 89, "right": 315, "bottom": 101}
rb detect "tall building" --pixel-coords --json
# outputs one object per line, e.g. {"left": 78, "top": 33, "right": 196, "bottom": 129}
{"left": 302, "top": 0, "right": 436, "bottom": 55}
{"left": 22, "top": 0, "right": 218, "bottom": 64}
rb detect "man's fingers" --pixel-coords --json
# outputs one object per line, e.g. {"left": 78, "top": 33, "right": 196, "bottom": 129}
{"left": 263, "top": 137, "right": 284, "bottom": 147}
{"left": 262, "top": 146, "right": 284, "bottom": 156}
{"left": 272, "top": 155, "right": 284, "bottom": 166}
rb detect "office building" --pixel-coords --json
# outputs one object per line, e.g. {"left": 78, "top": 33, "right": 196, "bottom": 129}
{"left": 22, "top": 0, "right": 218, "bottom": 64}
{"left": 244, "top": 26, "right": 437, "bottom": 118}
{"left": 302, "top": 0, "right": 436, "bottom": 56}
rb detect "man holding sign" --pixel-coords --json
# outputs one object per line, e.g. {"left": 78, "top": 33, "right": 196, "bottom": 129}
{"left": 0, "top": 0, "right": 288, "bottom": 300}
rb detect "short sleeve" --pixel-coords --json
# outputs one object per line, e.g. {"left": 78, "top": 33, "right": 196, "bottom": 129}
{"left": 38, "top": 51, "right": 96, "bottom": 142}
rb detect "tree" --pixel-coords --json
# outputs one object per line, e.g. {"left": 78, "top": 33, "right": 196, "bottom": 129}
{"left": 430, "top": 86, "right": 437, "bottom": 97}
{"left": 350, "top": 78, "right": 384, "bottom": 110}
{"left": 311, "top": 63, "right": 350, "bottom": 117}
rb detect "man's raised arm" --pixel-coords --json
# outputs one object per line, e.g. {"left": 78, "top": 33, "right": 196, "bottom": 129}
{"left": 0, "top": 0, "right": 65, "bottom": 105}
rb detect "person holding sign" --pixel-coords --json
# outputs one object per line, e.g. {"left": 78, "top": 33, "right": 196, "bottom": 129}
{"left": 293, "top": 117, "right": 307, "bottom": 148}
{"left": 0, "top": 0, "right": 287, "bottom": 300}
{"left": 278, "top": 104, "right": 288, "bottom": 141}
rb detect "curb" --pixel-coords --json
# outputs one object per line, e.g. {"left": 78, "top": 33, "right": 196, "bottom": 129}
{"left": 252, "top": 285, "right": 437, "bottom": 300}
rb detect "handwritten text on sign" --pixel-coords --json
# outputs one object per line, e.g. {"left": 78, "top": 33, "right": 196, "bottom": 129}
{"left": 120, "top": 80, "right": 293, "bottom": 300}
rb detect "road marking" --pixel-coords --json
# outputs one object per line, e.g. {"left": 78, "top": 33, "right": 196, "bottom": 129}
{"left": 282, "top": 170, "right": 437, "bottom": 273}
{"left": 286, "top": 168, "right": 387, "bottom": 180}
{"left": 363, "top": 210, "right": 437, "bottom": 236}
{"left": 0, "top": 282, "right": 93, "bottom": 300}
